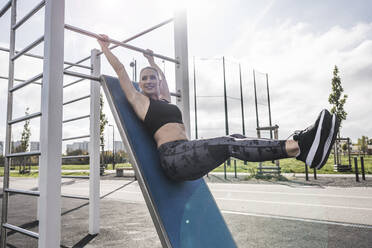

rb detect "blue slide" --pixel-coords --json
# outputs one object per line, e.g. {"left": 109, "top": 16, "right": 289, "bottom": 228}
{"left": 101, "top": 75, "right": 237, "bottom": 248}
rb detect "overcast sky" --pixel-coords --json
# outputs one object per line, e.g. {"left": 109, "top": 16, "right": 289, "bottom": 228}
{"left": 0, "top": 0, "right": 371, "bottom": 153}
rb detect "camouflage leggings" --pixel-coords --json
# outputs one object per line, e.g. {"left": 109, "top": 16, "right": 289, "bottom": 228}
{"left": 158, "top": 134, "right": 288, "bottom": 181}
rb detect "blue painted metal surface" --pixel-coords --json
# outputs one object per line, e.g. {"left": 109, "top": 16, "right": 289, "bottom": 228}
{"left": 101, "top": 75, "right": 236, "bottom": 248}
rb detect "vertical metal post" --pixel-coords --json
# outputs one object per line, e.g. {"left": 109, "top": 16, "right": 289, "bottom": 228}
{"left": 234, "top": 160, "right": 237, "bottom": 178}
{"left": 89, "top": 49, "right": 101, "bottom": 234}
{"left": 347, "top": 138, "right": 352, "bottom": 169}
{"left": 1, "top": 1, "right": 16, "bottom": 246}
{"left": 38, "top": 0, "right": 65, "bottom": 247}
{"left": 239, "top": 64, "right": 247, "bottom": 165}
{"left": 174, "top": 9, "right": 190, "bottom": 138}
{"left": 253, "top": 70, "right": 260, "bottom": 138}
{"left": 266, "top": 73, "right": 273, "bottom": 139}
{"left": 222, "top": 57, "right": 229, "bottom": 136}
{"left": 360, "top": 157, "right": 366, "bottom": 181}
{"left": 305, "top": 164, "right": 309, "bottom": 181}
{"left": 222, "top": 57, "right": 230, "bottom": 166}
{"left": 354, "top": 157, "right": 359, "bottom": 182}
{"left": 239, "top": 64, "right": 245, "bottom": 135}
{"left": 193, "top": 57, "right": 198, "bottom": 140}
{"left": 313, "top": 168, "right": 317, "bottom": 179}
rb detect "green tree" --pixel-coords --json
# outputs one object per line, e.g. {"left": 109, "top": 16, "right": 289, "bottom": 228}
{"left": 357, "top": 136, "right": 368, "bottom": 154}
{"left": 328, "top": 66, "right": 348, "bottom": 129}
{"left": 100, "top": 93, "right": 108, "bottom": 146}
{"left": 15, "top": 108, "right": 32, "bottom": 173}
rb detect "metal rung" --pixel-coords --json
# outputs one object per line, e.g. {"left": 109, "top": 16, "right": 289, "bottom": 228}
{"left": 9, "top": 73, "right": 43, "bottom": 92}
{"left": 170, "top": 92, "right": 181, "bottom": 98}
{"left": 257, "top": 125, "right": 279, "bottom": 131}
{"left": 62, "top": 175, "right": 89, "bottom": 179}
{"left": 0, "top": 46, "right": 91, "bottom": 70}
{"left": 3, "top": 223, "right": 39, "bottom": 239}
{"left": 5, "top": 188, "right": 40, "bottom": 196}
{"left": 63, "top": 78, "right": 85, "bottom": 88}
{"left": 0, "top": 75, "right": 42, "bottom": 85}
{"left": 258, "top": 166, "right": 281, "bottom": 170}
{"left": 62, "top": 135, "right": 90, "bottom": 142}
{"left": 62, "top": 155, "right": 89, "bottom": 159}
{"left": 12, "top": 36, "right": 44, "bottom": 61}
{"left": 0, "top": 0, "right": 11, "bottom": 18}
{"left": 63, "top": 95, "right": 90, "bottom": 105}
{"left": 6, "top": 151, "right": 41, "bottom": 158}
{"left": 61, "top": 193, "right": 89, "bottom": 200}
{"left": 8, "top": 112, "right": 41, "bottom": 125}
{"left": 64, "top": 70, "right": 100, "bottom": 81}
{"left": 12, "top": 0, "right": 45, "bottom": 30}
{"left": 63, "top": 114, "right": 90, "bottom": 124}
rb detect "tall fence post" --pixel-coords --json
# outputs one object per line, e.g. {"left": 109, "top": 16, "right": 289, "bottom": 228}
{"left": 354, "top": 157, "right": 359, "bottom": 182}
{"left": 360, "top": 157, "right": 366, "bottom": 181}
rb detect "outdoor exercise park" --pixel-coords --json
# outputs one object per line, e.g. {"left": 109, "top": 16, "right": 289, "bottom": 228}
{"left": 0, "top": 0, "right": 372, "bottom": 248}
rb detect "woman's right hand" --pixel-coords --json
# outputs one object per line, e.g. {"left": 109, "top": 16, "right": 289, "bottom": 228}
{"left": 97, "top": 34, "right": 110, "bottom": 50}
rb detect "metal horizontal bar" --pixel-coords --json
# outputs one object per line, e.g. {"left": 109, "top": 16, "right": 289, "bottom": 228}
{"left": 12, "top": 36, "right": 44, "bottom": 61}
{"left": 9, "top": 73, "right": 43, "bottom": 92}
{"left": 6, "top": 151, "right": 41, "bottom": 158}
{"left": 8, "top": 111, "right": 41, "bottom": 125}
{"left": 63, "top": 114, "right": 90, "bottom": 124}
{"left": 62, "top": 135, "right": 90, "bottom": 142}
{"left": 0, "top": 0, "right": 11, "bottom": 18}
{"left": 62, "top": 175, "right": 89, "bottom": 179}
{"left": 65, "top": 24, "right": 179, "bottom": 64}
{"left": 62, "top": 155, "right": 89, "bottom": 159}
{"left": 12, "top": 0, "right": 45, "bottom": 30}
{"left": 258, "top": 171, "right": 281, "bottom": 174}
{"left": 257, "top": 167, "right": 281, "bottom": 170}
{"left": 63, "top": 95, "right": 90, "bottom": 106}
{"left": 64, "top": 18, "right": 174, "bottom": 70}
{"left": 63, "top": 78, "right": 85, "bottom": 88}
{"left": 61, "top": 193, "right": 89, "bottom": 200}
{"left": 257, "top": 125, "right": 279, "bottom": 131}
{"left": 5, "top": 188, "right": 40, "bottom": 196}
{"left": 0, "top": 46, "right": 91, "bottom": 69}
{"left": 3, "top": 223, "right": 39, "bottom": 239}
{"left": 64, "top": 70, "right": 100, "bottom": 81}
{"left": 170, "top": 92, "right": 181, "bottom": 98}
{"left": 0, "top": 75, "right": 42, "bottom": 85}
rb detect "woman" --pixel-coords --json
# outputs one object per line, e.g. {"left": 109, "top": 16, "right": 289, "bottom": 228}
{"left": 97, "top": 35, "right": 339, "bottom": 181}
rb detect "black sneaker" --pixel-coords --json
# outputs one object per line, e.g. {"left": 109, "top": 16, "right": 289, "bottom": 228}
{"left": 293, "top": 109, "right": 335, "bottom": 169}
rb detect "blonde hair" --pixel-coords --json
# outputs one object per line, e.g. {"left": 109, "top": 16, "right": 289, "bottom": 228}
{"left": 140, "top": 66, "right": 159, "bottom": 79}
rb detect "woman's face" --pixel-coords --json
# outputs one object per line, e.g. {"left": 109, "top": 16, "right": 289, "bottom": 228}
{"left": 139, "top": 68, "right": 160, "bottom": 96}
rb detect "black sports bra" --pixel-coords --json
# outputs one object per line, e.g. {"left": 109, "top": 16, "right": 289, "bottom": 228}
{"left": 144, "top": 98, "right": 183, "bottom": 136}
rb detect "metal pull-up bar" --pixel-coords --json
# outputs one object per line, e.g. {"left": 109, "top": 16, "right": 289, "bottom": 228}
{"left": 64, "top": 24, "right": 179, "bottom": 64}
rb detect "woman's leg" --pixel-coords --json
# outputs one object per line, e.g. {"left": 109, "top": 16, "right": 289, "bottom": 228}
{"left": 158, "top": 135, "right": 295, "bottom": 181}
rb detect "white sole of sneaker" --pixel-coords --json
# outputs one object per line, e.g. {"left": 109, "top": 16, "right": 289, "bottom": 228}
{"left": 316, "top": 114, "right": 336, "bottom": 169}
{"left": 305, "top": 110, "right": 326, "bottom": 166}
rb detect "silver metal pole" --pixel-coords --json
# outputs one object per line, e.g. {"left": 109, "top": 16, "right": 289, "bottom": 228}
{"left": 89, "top": 49, "right": 101, "bottom": 234}
{"left": 64, "top": 18, "right": 174, "bottom": 70}
{"left": 1, "top": 1, "right": 16, "bottom": 246}
{"left": 38, "top": 0, "right": 64, "bottom": 247}
{"left": 174, "top": 9, "right": 190, "bottom": 138}
{"left": 64, "top": 24, "right": 179, "bottom": 64}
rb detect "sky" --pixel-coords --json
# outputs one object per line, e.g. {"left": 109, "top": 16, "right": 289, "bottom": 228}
{"left": 0, "top": 0, "right": 371, "bottom": 153}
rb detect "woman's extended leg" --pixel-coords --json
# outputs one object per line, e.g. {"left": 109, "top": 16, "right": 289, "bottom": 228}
{"left": 158, "top": 135, "right": 294, "bottom": 181}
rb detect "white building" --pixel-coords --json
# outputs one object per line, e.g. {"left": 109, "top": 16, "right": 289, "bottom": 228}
{"left": 30, "top": 141, "right": 40, "bottom": 151}
{"left": 66, "top": 141, "right": 89, "bottom": 153}
{"left": 114, "top": 141, "right": 125, "bottom": 152}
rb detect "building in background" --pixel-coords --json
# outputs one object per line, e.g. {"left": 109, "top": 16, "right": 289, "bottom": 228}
{"left": 66, "top": 141, "right": 89, "bottom": 153}
{"left": 30, "top": 141, "right": 40, "bottom": 151}
{"left": 114, "top": 141, "right": 125, "bottom": 152}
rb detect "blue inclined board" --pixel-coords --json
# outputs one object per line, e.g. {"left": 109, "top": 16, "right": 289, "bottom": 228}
{"left": 101, "top": 75, "right": 237, "bottom": 248}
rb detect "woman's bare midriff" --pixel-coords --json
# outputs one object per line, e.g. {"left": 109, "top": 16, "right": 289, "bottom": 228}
{"left": 153, "top": 123, "right": 189, "bottom": 148}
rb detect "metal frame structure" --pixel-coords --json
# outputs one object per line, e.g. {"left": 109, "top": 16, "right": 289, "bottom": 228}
{"left": 0, "top": 1, "right": 190, "bottom": 247}
{"left": 253, "top": 69, "right": 281, "bottom": 173}
{"left": 333, "top": 137, "right": 352, "bottom": 172}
